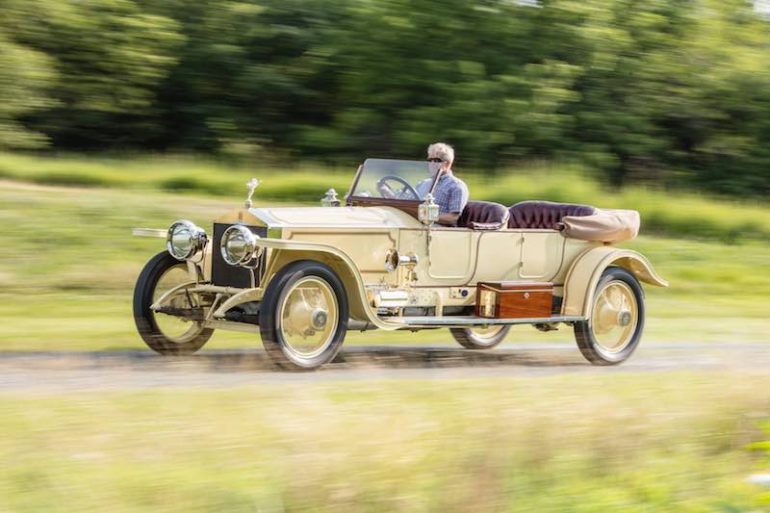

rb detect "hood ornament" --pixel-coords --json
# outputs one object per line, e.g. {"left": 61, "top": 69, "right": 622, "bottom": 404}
{"left": 245, "top": 178, "right": 261, "bottom": 208}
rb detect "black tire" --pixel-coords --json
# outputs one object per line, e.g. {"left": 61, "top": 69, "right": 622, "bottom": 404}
{"left": 133, "top": 251, "right": 213, "bottom": 355}
{"left": 259, "top": 260, "right": 348, "bottom": 370}
{"left": 450, "top": 325, "right": 511, "bottom": 349}
{"left": 574, "top": 267, "right": 644, "bottom": 365}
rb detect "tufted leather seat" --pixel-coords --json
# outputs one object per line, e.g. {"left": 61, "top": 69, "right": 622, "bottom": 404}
{"left": 457, "top": 201, "right": 510, "bottom": 230}
{"left": 507, "top": 200, "right": 596, "bottom": 230}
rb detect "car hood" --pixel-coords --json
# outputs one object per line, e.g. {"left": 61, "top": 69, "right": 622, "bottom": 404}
{"left": 246, "top": 206, "right": 422, "bottom": 229}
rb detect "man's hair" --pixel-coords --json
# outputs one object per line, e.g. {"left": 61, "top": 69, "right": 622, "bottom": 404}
{"left": 427, "top": 142, "right": 455, "bottom": 163}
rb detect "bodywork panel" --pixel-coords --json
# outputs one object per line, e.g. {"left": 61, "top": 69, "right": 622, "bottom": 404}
{"left": 283, "top": 229, "right": 398, "bottom": 285}
{"left": 249, "top": 206, "right": 421, "bottom": 229}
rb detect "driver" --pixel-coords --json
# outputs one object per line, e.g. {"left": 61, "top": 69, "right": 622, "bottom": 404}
{"left": 416, "top": 142, "right": 469, "bottom": 226}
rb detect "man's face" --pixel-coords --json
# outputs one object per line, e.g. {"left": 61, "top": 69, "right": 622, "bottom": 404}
{"left": 427, "top": 156, "right": 445, "bottom": 177}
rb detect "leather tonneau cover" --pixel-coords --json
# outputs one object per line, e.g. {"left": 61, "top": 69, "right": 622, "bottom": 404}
{"left": 561, "top": 209, "right": 640, "bottom": 242}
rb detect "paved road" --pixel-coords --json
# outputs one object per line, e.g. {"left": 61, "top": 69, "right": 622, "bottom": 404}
{"left": 0, "top": 342, "right": 768, "bottom": 391}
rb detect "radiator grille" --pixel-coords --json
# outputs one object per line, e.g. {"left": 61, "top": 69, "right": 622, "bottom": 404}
{"left": 211, "top": 223, "right": 267, "bottom": 288}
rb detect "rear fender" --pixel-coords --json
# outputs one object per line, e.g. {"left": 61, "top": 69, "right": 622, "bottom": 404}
{"left": 562, "top": 247, "right": 668, "bottom": 318}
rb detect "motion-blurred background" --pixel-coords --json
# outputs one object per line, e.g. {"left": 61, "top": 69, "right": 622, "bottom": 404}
{"left": 1, "top": 1, "right": 769, "bottom": 511}
{"left": 1, "top": 0, "right": 769, "bottom": 197}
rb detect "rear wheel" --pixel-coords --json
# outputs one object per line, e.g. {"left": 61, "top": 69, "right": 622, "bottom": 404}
{"left": 133, "top": 251, "right": 213, "bottom": 355}
{"left": 259, "top": 260, "right": 348, "bottom": 370}
{"left": 574, "top": 267, "right": 644, "bottom": 365}
{"left": 450, "top": 325, "right": 511, "bottom": 349}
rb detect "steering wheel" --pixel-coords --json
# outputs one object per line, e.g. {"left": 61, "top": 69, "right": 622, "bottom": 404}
{"left": 375, "top": 175, "right": 421, "bottom": 200}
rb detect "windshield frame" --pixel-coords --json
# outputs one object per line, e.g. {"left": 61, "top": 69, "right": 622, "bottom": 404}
{"left": 345, "top": 159, "right": 441, "bottom": 211}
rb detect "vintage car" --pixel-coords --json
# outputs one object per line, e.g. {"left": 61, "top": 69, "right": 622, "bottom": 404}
{"left": 133, "top": 159, "right": 668, "bottom": 370}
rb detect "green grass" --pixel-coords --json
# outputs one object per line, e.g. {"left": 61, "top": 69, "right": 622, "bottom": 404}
{"left": 1, "top": 373, "right": 769, "bottom": 512}
{"left": 0, "top": 179, "right": 768, "bottom": 351}
{"left": 0, "top": 152, "right": 354, "bottom": 202}
{"left": 1, "top": 152, "right": 768, "bottom": 242}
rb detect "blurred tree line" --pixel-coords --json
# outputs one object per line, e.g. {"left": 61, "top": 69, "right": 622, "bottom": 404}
{"left": 1, "top": 0, "right": 768, "bottom": 196}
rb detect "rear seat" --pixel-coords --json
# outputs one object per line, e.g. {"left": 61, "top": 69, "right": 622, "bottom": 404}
{"left": 507, "top": 201, "right": 596, "bottom": 230}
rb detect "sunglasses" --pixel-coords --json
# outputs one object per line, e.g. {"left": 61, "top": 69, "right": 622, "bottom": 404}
{"left": 427, "top": 158, "right": 443, "bottom": 163}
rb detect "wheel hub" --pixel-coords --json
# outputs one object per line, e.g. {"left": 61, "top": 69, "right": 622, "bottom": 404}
{"left": 311, "top": 308, "right": 328, "bottom": 330}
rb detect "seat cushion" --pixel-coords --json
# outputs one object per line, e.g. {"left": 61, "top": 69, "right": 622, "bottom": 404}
{"left": 457, "top": 201, "right": 510, "bottom": 230}
{"left": 507, "top": 201, "right": 596, "bottom": 229}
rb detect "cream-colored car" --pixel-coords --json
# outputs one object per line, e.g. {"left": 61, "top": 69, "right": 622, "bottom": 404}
{"left": 133, "top": 159, "right": 667, "bottom": 370}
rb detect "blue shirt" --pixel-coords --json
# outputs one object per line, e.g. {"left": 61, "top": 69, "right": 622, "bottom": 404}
{"left": 416, "top": 172, "right": 469, "bottom": 215}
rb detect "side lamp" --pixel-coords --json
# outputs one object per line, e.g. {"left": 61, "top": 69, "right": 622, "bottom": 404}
{"left": 418, "top": 193, "right": 439, "bottom": 225}
{"left": 321, "top": 188, "right": 341, "bottom": 207}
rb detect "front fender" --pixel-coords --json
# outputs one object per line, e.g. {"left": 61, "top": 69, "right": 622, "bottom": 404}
{"left": 256, "top": 238, "right": 400, "bottom": 331}
{"left": 562, "top": 246, "right": 668, "bottom": 317}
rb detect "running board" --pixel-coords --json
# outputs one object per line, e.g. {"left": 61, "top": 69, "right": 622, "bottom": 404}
{"left": 386, "top": 315, "right": 585, "bottom": 328}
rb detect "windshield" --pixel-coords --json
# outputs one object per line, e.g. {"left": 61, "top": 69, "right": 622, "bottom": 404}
{"left": 349, "top": 159, "right": 436, "bottom": 201}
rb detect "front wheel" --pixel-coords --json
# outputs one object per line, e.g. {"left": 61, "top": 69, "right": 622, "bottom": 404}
{"left": 133, "top": 251, "right": 213, "bottom": 355}
{"left": 450, "top": 325, "right": 511, "bottom": 349}
{"left": 259, "top": 260, "right": 348, "bottom": 370}
{"left": 574, "top": 267, "right": 644, "bottom": 365}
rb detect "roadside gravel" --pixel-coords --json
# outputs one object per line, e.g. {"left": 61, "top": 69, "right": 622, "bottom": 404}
{"left": 0, "top": 342, "right": 768, "bottom": 391}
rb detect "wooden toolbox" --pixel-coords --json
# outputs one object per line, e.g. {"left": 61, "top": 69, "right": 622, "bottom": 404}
{"left": 475, "top": 281, "right": 554, "bottom": 319}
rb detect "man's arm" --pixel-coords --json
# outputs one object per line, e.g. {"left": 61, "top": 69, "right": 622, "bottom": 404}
{"left": 436, "top": 180, "right": 469, "bottom": 226}
{"left": 437, "top": 212, "right": 460, "bottom": 226}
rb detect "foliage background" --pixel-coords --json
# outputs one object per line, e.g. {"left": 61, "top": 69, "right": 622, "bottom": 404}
{"left": 1, "top": 0, "right": 769, "bottom": 197}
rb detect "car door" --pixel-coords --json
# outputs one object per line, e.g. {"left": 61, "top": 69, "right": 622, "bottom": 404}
{"left": 426, "top": 228, "right": 475, "bottom": 282}
{"left": 518, "top": 231, "right": 566, "bottom": 281}
{"left": 470, "top": 231, "right": 521, "bottom": 283}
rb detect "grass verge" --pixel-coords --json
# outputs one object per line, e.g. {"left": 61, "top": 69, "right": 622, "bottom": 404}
{"left": 1, "top": 372, "right": 769, "bottom": 512}
{"left": 0, "top": 152, "right": 768, "bottom": 242}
